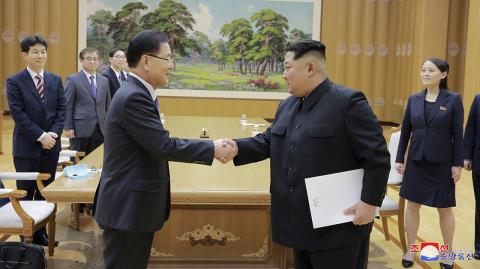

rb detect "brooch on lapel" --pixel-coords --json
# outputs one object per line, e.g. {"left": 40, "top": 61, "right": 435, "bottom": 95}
{"left": 439, "top": 106, "right": 446, "bottom": 111}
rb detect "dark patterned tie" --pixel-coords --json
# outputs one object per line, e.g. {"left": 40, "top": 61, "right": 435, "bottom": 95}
{"left": 35, "top": 75, "right": 44, "bottom": 100}
{"left": 89, "top": 75, "right": 97, "bottom": 100}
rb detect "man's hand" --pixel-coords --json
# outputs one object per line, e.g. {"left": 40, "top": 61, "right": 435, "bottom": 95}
{"left": 214, "top": 139, "right": 236, "bottom": 164}
{"left": 343, "top": 201, "right": 377, "bottom": 225}
{"left": 464, "top": 160, "right": 472, "bottom": 171}
{"left": 64, "top": 129, "right": 75, "bottom": 139}
{"left": 40, "top": 132, "right": 57, "bottom": 150}
{"left": 221, "top": 138, "right": 238, "bottom": 156}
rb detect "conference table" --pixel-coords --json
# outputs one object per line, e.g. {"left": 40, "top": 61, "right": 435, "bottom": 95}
{"left": 42, "top": 116, "right": 289, "bottom": 269}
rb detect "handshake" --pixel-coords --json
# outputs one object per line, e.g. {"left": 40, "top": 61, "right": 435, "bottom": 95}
{"left": 213, "top": 139, "right": 238, "bottom": 164}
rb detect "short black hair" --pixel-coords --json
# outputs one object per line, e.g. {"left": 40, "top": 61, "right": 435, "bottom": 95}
{"left": 127, "top": 30, "right": 169, "bottom": 68}
{"left": 109, "top": 48, "right": 125, "bottom": 57}
{"left": 286, "top": 40, "right": 326, "bottom": 61}
{"left": 79, "top": 47, "right": 100, "bottom": 60}
{"left": 425, "top": 57, "right": 450, "bottom": 90}
{"left": 20, "top": 35, "right": 48, "bottom": 53}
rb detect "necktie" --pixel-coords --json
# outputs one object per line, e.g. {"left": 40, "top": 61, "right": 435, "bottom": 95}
{"left": 118, "top": 74, "right": 123, "bottom": 85}
{"left": 89, "top": 75, "right": 97, "bottom": 100}
{"left": 35, "top": 75, "right": 44, "bottom": 100}
{"left": 120, "top": 72, "right": 127, "bottom": 82}
{"left": 154, "top": 98, "right": 159, "bottom": 112}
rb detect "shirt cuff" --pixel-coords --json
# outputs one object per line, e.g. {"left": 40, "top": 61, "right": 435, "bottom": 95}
{"left": 37, "top": 132, "right": 47, "bottom": 142}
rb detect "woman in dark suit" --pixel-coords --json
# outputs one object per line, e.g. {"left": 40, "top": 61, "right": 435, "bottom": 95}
{"left": 395, "top": 58, "right": 463, "bottom": 269}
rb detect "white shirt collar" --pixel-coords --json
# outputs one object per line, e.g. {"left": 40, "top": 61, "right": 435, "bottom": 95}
{"left": 26, "top": 66, "right": 44, "bottom": 82}
{"left": 111, "top": 66, "right": 121, "bottom": 78}
{"left": 128, "top": 72, "right": 156, "bottom": 101}
{"left": 82, "top": 69, "right": 96, "bottom": 80}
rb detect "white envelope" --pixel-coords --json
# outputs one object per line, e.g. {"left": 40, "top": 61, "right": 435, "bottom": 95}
{"left": 305, "top": 169, "right": 379, "bottom": 229}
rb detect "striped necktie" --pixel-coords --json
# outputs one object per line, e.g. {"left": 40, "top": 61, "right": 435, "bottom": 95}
{"left": 35, "top": 74, "right": 44, "bottom": 100}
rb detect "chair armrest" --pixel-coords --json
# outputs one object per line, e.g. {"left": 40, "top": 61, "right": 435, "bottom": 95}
{"left": 0, "top": 189, "right": 27, "bottom": 199}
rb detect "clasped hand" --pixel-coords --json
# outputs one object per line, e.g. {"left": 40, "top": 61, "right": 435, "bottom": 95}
{"left": 214, "top": 138, "right": 238, "bottom": 164}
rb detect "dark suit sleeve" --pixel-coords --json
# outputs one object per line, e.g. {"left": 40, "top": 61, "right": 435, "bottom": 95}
{"left": 63, "top": 76, "right": 75, "bottom": 130}
{"left": 6, "top": 77, "right": 44, "bottom": 142}
{"left": 395, "top": 96, "right": 413, "bottom": 163}
{"left": 452, "top": 94, "right": 464, "bottom": 166}
{"left": 105, "top": 80, "right": 111, "bottom": 114}
{"left": 232, "top": 127, "right": 271, "bottom": 166}
{"left": 122, "top": 92, "right": 214, "bottom": 164}
{"left": 464, "top": 95, "right": 478, "bottom": 160}
{"left": 345, "top": 91, "right": 389, "bottom": 207}
{"left": 49, "top": 77, "right": 66, "bottom": 135}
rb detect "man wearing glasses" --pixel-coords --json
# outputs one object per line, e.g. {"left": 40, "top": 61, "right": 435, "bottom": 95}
{"left": 94, "top": 30, "right": 235, "bottom": 269}
{"left": 64, "top": 48, "right": 111, "bottom": 155}
{"left": 102, "top": 48, "right": 128, "bottom": 98}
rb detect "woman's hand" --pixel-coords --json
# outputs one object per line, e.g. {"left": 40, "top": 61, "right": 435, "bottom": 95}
{"left": 452, "top": 166, "right": 462, "bottom": 184}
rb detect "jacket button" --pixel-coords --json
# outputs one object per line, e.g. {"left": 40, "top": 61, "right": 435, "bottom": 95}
{"left": 296, "top": 124, "right": 301, "bottom": 129}
{"left": 289, "top": 187, "right": 294, "bottom": 192}
{"left": 290, "top": 145, "right": 295, "bottom": 150}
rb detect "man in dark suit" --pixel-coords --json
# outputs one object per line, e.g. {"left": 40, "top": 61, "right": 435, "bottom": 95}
{"left": 102, "top": 48, "right": 128, "bottom": 98}
{"left": 6, "top": 35, "right": 66, "bottom": 246}
{"left": 224, "top": 40, "right": 390, "bottom": 268}
{"left": 64, "top": 48, "right": 110, "bottom": 155}
{"left": 94, "top": 30, "right": 235, "bottom": 269}
{"left": 464, "top": 94, "right": 480, "bottom": 260}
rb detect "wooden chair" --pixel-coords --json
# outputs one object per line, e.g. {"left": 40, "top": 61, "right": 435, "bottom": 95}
{"left": 0, "top": 172, "right": 57, "bottom": 256}
{"left": 377, "top": 129, "right": 408, "bottom": 253}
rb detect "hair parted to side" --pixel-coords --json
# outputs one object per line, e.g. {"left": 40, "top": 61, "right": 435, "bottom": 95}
{"left": 126, "top": 30, "right": 169, "bottom": 68}
{"left": 286, "top": 40, "right": 326, "bottom": 61}
{"left": 109, "top": 48, "right": 125, "bottom": 57}
{"left": 20, "top": 35, "right": 48, "bottom": 53}
{"left": 79, "top": 47, "right": 100, "bottom": 60}
{"left": 425, "top": 57, "right": 449, "bottom": 90}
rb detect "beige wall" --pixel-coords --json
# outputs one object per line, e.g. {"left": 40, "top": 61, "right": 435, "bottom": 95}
{"left": 0, "top": 0, "right": 78, "bottom": 111}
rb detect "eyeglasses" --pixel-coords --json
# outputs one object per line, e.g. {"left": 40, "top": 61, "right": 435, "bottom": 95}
{"left": 113, "top": 55, "right": 126, "bottom": 59}
{"left": 145, "top": 53, "right": 173, "bottom": 63}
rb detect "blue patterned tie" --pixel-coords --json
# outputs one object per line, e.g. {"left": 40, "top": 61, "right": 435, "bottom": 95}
{"left": 89, "top": 75, "right": 97, "bottom": 100}
{"left": 154, "top": 98, "right": 159, "bottom": 112}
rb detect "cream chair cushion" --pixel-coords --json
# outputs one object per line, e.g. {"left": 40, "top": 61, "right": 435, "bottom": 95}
{"left": 380, "top": 196, "right": 399, "bottom": 211}
{"left": 0, "top": 201, "right": 55, "bottom": 228}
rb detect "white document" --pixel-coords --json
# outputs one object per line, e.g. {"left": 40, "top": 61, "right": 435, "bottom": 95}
{"left": 305, "top": 169, "right": 378, "bottom": 229}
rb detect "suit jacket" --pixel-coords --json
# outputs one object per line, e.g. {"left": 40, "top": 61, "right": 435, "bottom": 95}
{"left": 64, "top": 71, "right": 111, "bottom": 138}
{"left": 396, "top": 90, "right": 464, "bottom": 166}
{"left": 464, "top": 94, "right": 480, "bottom": 173}
{"left": 94, "top": 76, "right": 215, "bottom": 232}
{"left": 6, "top": 69, "right": 66, "bottom": 158}
{"left": 233, "top": 78, "right": 390, "bottom": 250}
{"left": 102, "top": 67, "right": 121, "bottom": 98}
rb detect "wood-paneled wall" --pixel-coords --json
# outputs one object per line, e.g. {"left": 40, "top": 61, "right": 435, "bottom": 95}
{"left": 0, "top": 0, "right": 78, "bottom": 111}
{"left": 321, "top": 0, "right": 467, "bottom": 123}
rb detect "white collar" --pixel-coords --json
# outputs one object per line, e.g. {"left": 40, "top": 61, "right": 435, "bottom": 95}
{"left": 128, "top": 72, "right": 156, "bottom": 101}
{"left": 26, "top": 66, "right": 44, "bottom": 81}
{"left": 82, "top": 69, "right": 96, "bottom": 80}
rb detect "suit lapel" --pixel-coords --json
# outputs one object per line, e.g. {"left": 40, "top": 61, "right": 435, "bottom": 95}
{"left": 427, "top": 90, "right": 449, "bottom": 125}
{"left": 22, "top": 69, "right": 43, "bottom": 106}
{"left": 415, "top": 91, "right": 426, "bottom": 125}
{"left": 79, "top": 71, "right": 96, "bottom": 101}
{"left": 109, "top": 68, "right": 120, "bottom": 89}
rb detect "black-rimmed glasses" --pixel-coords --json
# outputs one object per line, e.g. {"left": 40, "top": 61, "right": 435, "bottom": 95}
{"left": 145, "top": 53, "right": 173, "bottom": 63}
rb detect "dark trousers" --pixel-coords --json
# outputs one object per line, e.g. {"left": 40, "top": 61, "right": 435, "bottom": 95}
{"left": 102, "top": 227, "right": 154, "bottom": 269}
{"left": 14, "top": 152, "right": 59, "bottom": 239}
{"left": 474, "top": 173, "right": 480, "bottom": 252}
{"left": 293, "top": 236, "right": 370, "bottom": 269}
{"left": 70, "top": 124, "right": 104, "bottom": 155}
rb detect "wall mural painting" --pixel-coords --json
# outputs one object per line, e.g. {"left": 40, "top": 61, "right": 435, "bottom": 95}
{"left": 87, "top": 0, "right": 320, "bottom": 93}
